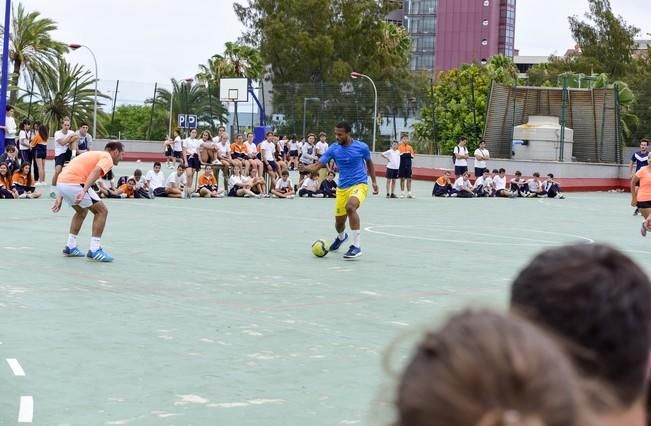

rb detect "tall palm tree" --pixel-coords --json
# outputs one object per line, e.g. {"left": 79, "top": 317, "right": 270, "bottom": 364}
{"left": 34, "top": 59, "right": 108, "bottom": 134}
{"left": 154, "top": 79, "right": 227, "bottom": 130}
{"left": 0, "top": 3, "right": 68, "bottom": 105}
{"left": 223, "top": 42, "right": 264, "bottom": 80}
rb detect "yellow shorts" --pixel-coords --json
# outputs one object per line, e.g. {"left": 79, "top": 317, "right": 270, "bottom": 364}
{"left": 335, "top": 184, "right": 368, "bottom": 217}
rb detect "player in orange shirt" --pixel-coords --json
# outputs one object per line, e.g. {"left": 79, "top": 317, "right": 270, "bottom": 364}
{"left": 398, "top": 135, "right": 415, "bottom": 198}
{"left": 197, "top": 165, "right": 224, "bottom": 198}
{"left": 51, "top": 142, "right": 124, "bottom": 262}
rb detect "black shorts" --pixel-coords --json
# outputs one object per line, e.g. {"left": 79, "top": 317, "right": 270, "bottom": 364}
{"left": 19, "top": 149, "right": 31, "bottom": 164}
{"left": 165, "top": 147, "right": 173, "bottom": 156}
{"left": 34, "top": 144, "right": 47, "bottom": 159}
{"left": 386, "top": 168, "right": 399, "bottom": 179}
{"left": 153, "top": 187, "right": 167, "bottom": 197}
{"left": 637, "top": 201, "right": 651, "bottom": 209}
{"left": 55, "top": 150, "right": 72, "bottom": 167}
{"left": 267, "top": 161, "right": 278, "bottom": 172}
{"left": 398, "top": 165, "right": 412, "bottom": 179}
{"left": 454, "top": 165, "right": 468, "bottom": 176}
{"left": 187, "top": 154, "right": 201, "bottom": 171}
{"left": 173, "top": 150, "right": 182, "bottom": 159}
{"left": 228, "top": 186, "right": 238, "bottom": 197}
{"left": 475, "top": 167, "right": 486, "bottom": 177}
{"left": 200, "top": 185, "right": 218, "bottom": 192}
{"left": 289, "top": 150, "right": 299, "bottom": 157}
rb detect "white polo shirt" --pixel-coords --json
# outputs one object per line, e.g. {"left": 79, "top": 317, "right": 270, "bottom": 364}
{"left": 54, "top": 129, "right": 72, "bottom": 156}
{"left": 260, "top": 140, "right": 276, "bottom": 162}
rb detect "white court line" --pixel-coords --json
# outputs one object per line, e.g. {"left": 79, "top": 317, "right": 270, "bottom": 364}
{"left": 364, "top": 225, "right": 594, "bottom": 247}
{"left": 6, "top": 358, "right": 25, "bottom": 376}
{"left": 18, "top": 396, "right": 33, "bottom": 423}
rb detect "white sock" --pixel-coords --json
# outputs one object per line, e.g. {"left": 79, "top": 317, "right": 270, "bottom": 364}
{"left": 352, "top": 230, "right": 361, "bottom": 248}
{"left": 90, "top": 237, "right": 101, "bottom": 252}
{"left": 71, "top": 150, "right": 77, "bottom": 157}
{"left": 338, "top": 231, "right": 346, "bottom": 240}
{"left": 67, "top": 234, "right": 78, "bottom": 249}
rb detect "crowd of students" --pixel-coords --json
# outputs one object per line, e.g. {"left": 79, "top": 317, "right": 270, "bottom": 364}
{"left": 394, "top": 243, "right": 651, "bottom": 426}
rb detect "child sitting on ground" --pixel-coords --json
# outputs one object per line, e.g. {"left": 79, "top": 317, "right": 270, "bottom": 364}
{"left": 543, "top": 173, "right": 565, "bottom": 199}
{"left": 432, "top": 171, "right": 453, "bottom": 197}
{"left": 299, "top": 172, "right": 322, "bottom": 197}
{"left": 271, "top": 170, "right": 295, "bottom": 199}
{"left": 319, "top": 171, "right": 337, "bottom": 198}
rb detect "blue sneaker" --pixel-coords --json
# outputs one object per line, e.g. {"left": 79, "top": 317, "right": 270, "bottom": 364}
{"left": 86, "top": 248, "right": 114, "bottom": 262}
{"left": 343, "top": 245, "right": 362, "bottom": 259}
{"left": 329, "top": 233, "right": 348, "bottom": 251}
{"left": 62, "top": 246, "right": 84, "bottom": 257}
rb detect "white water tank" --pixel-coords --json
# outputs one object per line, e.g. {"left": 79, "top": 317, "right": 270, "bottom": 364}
{"left": 512, "top": 116, "right": 574, "bottom": 162}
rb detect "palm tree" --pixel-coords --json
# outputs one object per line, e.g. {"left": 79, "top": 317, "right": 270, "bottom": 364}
{"left": 223, "top": 42, "right": 264, "bottom": 80}
{"left": 34, "top": 59, "right": 108, "bottom": 134}
{"left": 154, "top": 79, "right": 227, "bottom": 130}
{"left": 0, "top": 3, "right": 69, "bottom": 105}
{"left": 486, "top": 54, "right": 519, "bottom": 85}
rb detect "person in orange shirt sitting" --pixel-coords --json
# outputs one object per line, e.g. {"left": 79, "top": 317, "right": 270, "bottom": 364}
{"left": 0, "top": 163, "right": 16, "bottom": 198}
{"left": 115, "top": 177, "right": 136, "bottom": 199}
{"left": 51, "top": 142, "right": 125, "bottom": 262}
{"left": 12, "top": 163, "right": 41, "bottom": 198}
{"left": 432, "top": 171, "right": 453, "bottom": 197}
{"left": 197, "top": 165, "right": 224, "bottom": 198}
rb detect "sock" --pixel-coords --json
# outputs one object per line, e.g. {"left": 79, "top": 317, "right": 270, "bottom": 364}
{"left": 71, "top": 150, "right": 77, "bottom": 157}
{"left": 90, "top": 237, "right": 101, "bottom": 252}
{"left": 338, "top": 231, "right": 346, "bottom": 240}
{"left": 67, "top": 234, "right": 78, "bottom": 249}
{"left": 352, "top": 230, "right": 361, "bottom": 248}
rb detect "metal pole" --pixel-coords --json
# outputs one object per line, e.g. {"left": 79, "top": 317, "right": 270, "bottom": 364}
{"left": 208, "top": 83, "right": 214, "bottom": 132}
{"left": 0, "top": 0, "right": 12, "bottom": 152}
{"left": 82, "top": 46, "right": 98, "bottom": 139}
{"left": 147, "top": 82, "right": 157, "bottom": 140}
{"left": 109, "top": 79, "right": 119, "bottom": 138}
{"left": 70, "top": 81, "right": 79, "bottom": 124}
{"left": 560, "top": 77, "right": 567, "bottom": 162}
{"left": 168, "top": 88, "right": 174, "bottom": 137}
{"left": 365, "top": 75, "right": 378, "bottom": 152}
{"left": 302, "top": 97, "right": 307, "bottom": 139}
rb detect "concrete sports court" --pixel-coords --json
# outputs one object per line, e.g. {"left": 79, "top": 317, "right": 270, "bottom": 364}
{"left": 1, "top": 162, "right": 647, "bottom": 425}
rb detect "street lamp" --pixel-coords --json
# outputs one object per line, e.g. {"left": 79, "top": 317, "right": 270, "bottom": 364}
{"left": 168, "top": 77, "right": 194, "bottom": 137}
{"left": 351, "top": 72, "right": 378, "bottom": 152}
{"left": 69, "top": 43, "right": 98, "bottom": 139}
{"left": 303, "top": 97, "right": 320, "bottom": 139}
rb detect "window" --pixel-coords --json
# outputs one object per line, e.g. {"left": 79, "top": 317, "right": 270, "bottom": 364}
{"left": 483, "top": 0, "right": 489, "bottom": 5}
{"left": 480, "top": 58, "right": 488, "bottom": 65}
{"left": 481, "top": 39, "right": 488, "bottom": 46}
{"left": 409, "top": 16, "right": 436, "bottom": 33}
{"left": 482, "top": 19, "right": 489, "bottom": 26}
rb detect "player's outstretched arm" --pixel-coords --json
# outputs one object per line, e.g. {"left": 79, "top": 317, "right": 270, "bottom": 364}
{"left": 365, "top": 159, "right": 379, "bottom": 195}
{"left": 298, "top": 162, "right": 324, "bottom": 174}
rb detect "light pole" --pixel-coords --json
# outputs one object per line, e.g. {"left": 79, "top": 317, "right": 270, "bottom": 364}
{"left": 351, "top": 72, "right": 377, "bottom": 152}
{"left": 69, "top": 43, "right": 98, "bottom": 139}
{"left": 168, "top": 77, "right": 194, "bottom": 137}
{"left": 302, "top": 97, "right": 320, "bottom": 139}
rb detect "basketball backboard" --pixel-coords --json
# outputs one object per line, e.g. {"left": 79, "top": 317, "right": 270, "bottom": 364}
{"left": 219, "top": 78, "right": 249, "bottom": 102}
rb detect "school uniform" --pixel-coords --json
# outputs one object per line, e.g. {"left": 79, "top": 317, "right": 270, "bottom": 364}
{"left": 383, "top": 148, "right": 400, "bottom": 179}
{"left": 432, "top": 176, "right": 453, "bottom": 197}
{"left": 398, "top": 143, "right": 414, "bottom": 179}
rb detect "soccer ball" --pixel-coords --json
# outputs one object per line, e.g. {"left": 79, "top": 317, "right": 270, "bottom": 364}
{"left": 311, "top": 239, "right": 330, "bottom": 257}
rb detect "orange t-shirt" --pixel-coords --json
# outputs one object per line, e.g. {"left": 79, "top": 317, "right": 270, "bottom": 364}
{"left": 12, "top": 172, "right": 32, "bottom": 188}
{"left": 118, "top": 183, "right": 134, "bottom": 197}
{"left": 231, "top": 143, "right": 245, "bottom": 155}
{"left": 399, "top": 143, "right": 415, "bottom": 158}
{"left": 31, "top": 132, "right": 47, "bottom": 147}
{"left": 58, "top": 151, "right": 113, "bottom": 185}
{"left": 198, "top": 173, "right": 216, "bottom": 187}
{"left": 435, "top": 176, "right": 450, "bottom": 186}
{"left": 636, "top": 167, "right": 651, "bottom": 201}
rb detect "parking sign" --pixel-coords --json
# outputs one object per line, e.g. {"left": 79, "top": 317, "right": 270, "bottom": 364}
{"left": 177, "top": 114, "right": 198, "bottom": 129}
{"left": 187, "top": 115, "right": 197, "bottom": 129}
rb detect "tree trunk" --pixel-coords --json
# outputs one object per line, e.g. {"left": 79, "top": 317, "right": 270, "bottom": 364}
{"left": 8, "top": 58, "right": 22, "bottom": 106}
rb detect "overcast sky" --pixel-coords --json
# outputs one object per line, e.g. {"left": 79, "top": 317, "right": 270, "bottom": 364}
{"left": 12, "top": 0, "right": 651, "bottom": 90}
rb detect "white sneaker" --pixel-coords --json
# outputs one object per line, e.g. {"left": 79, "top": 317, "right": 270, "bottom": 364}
{"left": 35, "top": 181, "right": 46, "bottom": 187}
{"left": 400, "top": 193, "right": 405, "bottom": 199}
{"left": 407, "top": 192, "right": 415, "bottom": 199}
{"left": 18, "top": 193, "right": 27, "bottom": 199}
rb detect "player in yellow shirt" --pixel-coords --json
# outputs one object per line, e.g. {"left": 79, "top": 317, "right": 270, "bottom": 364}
{"left": 51, "top": 142, "right": 125, "bottom": 262}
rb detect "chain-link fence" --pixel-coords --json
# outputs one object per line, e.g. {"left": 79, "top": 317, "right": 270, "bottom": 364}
{"left": 268, "top": 81, "right": 427, "bottom": 152}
